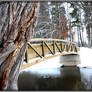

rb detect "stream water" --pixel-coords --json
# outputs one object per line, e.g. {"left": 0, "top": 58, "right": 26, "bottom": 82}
{"left": 17, "top": 49, "right": 92, "bottom": 91}
{"left": 18, "top": 66, "right": 92, "bottom": 91}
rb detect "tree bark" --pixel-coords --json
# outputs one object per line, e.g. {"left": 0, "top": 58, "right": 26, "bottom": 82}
{"left": 0, "top": 2, "right": 40, "bottom": 90}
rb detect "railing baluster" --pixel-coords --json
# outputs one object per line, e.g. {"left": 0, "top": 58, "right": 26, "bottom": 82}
{"left": 53, "top": 40, "right": 55, "bottom": 54}
{"left": 66, "top": 44, "right": 68, "bottom": 52}
{"left": 41, "top": 41, "right": 44, "bottom": 57}
{"left": 74, "top": 45, "right": 77, "bottom": 52}
{"left": 55, "top": 41, "right": 61, "bottom": 53}
{"left": 64, "top": 43, "right": 66, "bottom": 51}
{"left": 69, "top": 43, "right": 70, "bottom": 52}
{"left": 71, "top": 44, "right": 73, "bottom": 52}
{"left": 24, "top": 46, "right": 29, "bottom": 63}
{"left": 60, "top": 41, "right": 63, "bottom": 52}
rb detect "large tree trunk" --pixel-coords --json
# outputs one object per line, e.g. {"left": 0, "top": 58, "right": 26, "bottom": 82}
{"left": 0, "top": 2, "right": 40, "bottom": 90}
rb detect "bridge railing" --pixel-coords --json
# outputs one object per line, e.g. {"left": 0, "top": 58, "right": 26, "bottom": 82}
{"left": 25, "top": 38, "right": 79, "bottom": 63}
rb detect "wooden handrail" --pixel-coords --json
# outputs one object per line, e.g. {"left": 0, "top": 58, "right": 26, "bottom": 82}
{"left": 29, "top": 38, "right": 76, "bottom": 45}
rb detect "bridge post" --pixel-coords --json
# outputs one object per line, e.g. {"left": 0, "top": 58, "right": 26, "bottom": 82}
{"left": 71, "top": 44, "right": 73, "bottom": 52}
{"left": 64, "top": 43, "right": 66, "bottom": 51}
{"left": 74, "top": 45, "right": 78, "bottom": 52}
{"left": 66, "top": 44, "right": 69, "bottom": 52}
{"left": 72, "top": 44, "right": 75, "bottom": 52}
{"left": 24, "top": 46, "right": 29, "bottom": 63}
{"left": 41, "top": 41, "right": 44, "bottom": 57}
{"left": 60, "top": 42, "right": 63, "bottom": 52}
{"left": 68, "top": 44, "right": 71, "bottom": 52}
{"left": 62, "top": 42, "right": 65, "bottom": 51}
{"left": 53, "top": 41, "right": 55, "bottom": 54}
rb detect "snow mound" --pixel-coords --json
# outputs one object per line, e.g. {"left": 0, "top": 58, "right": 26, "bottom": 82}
{"left": 77, "top": 47, "right": 92, "bottom": 68}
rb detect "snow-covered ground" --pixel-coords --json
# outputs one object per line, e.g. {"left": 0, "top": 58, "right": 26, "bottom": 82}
{"left": 77, "top": 47, "right": 92, "bottom": 68}
{"left": 22, "top": 55, "right": 62, "bottom": 75}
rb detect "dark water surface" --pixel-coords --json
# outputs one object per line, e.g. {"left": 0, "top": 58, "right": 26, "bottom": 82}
{"left": 18, "top": 55, "right": 92, "bottom": 91}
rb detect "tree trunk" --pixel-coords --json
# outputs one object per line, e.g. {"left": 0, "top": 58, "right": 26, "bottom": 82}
{"left": 0, "top": 2, "right": 40, "bottom": 90}
{"left": 77, "top": 27, "right": 80, "bottom": 46}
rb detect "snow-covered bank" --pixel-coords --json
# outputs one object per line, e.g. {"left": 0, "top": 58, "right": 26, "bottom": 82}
{"left": 77, "top": 47, "right": 92, "bottom": 68}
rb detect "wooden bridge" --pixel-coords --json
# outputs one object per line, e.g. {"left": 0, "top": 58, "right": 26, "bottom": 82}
{"left": 21, "top": 38, "right": 80, "bottom": 70}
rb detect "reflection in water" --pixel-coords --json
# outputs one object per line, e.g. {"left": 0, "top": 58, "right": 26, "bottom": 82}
{"left": 80, "top": 68, "right": 92, "bottom": 90}
{"left": 59, "top": 66, "right": 84, "bottom": 90}
{"left": 18, "top": 55, "right": 92, "bottom": 90}
{"left": 18, "top": 66, "right": 86, "bottom": 90}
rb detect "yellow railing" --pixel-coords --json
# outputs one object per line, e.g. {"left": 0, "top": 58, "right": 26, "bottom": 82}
{"left": 21, "top": 38, "right": 79, "bottom": 70}
{"left": 24, "top": 38, "right": 79, "bottom": 63}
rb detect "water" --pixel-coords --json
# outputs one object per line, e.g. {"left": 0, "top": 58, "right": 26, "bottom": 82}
{"left": 17, "top": 52, "right": 92, "bottom": 91}
{"left": 18, "top": 66, "right": 92, "bottom": 90}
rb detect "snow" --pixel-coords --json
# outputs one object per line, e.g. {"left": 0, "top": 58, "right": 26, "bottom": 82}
{"left": 21, "top": 54, "right": 62, "bottom": 76}
{"left": 22, "top": 55, "right": 62, "bottom": 70}
{"left": 77, "top": 47, "right": 92, "bottom": 68}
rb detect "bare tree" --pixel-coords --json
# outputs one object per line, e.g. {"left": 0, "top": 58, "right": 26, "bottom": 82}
{"left": 0, "top": 2, "right": 40, "bottom": 90}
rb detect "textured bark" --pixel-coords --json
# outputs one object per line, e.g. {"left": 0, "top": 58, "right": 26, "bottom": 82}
{"left": 0, "top": 2, "right": 40, "bottom": 90}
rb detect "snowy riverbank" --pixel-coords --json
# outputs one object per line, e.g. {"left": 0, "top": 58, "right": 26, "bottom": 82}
{"left": 78, "top": 47, "right": 92, "bottom": 68}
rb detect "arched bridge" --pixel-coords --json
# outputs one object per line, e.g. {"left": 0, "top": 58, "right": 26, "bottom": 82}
{"left": 21, "top": 38, "right": 80, "bottom": 70}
